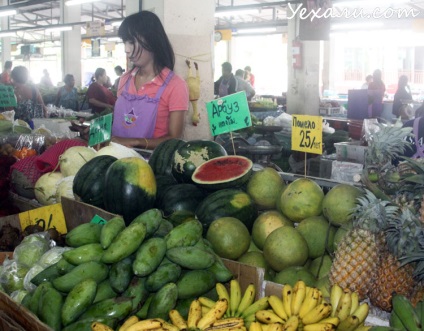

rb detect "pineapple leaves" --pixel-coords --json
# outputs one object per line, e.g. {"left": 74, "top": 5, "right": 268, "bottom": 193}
{"left": 403, "top": 174, "right": 424, "bottom": 185}
{"left": 398, "top": 156, "right": 424, "bottom": 174}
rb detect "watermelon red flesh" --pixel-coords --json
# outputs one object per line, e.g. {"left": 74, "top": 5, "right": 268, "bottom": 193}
{"left": 193, "top": 156, "right": 252, "bottom": 182}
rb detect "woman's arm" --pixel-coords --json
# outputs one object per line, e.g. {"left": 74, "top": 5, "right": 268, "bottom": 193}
{"left": 88, "top": 97, "right": 114, "bottom": 110}
{"left": 112, "top": 110, "right": 186, "bottom": 150}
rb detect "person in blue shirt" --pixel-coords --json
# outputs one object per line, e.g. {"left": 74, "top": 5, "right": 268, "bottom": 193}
{"left": 55, "top": 74, "right": 79, "bottom": 111}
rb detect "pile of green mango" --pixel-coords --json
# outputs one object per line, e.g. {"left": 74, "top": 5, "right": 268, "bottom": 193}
{"left": 21, "top": 208, "right": 233, "bottom": 331}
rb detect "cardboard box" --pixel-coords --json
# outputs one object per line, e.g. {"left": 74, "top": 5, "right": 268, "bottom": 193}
{"left": 0, "top": 291, "right": 52, "bottom": 331}
{"left": 0, "top": 252, "right": 13, "bottom": 264}
{"left": 334, "top": 141, "right": 367, "bottom": 163}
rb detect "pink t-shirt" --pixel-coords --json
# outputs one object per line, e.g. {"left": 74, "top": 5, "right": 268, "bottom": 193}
{"left": 117, "top": 67, "right": 189, "bottom": 138}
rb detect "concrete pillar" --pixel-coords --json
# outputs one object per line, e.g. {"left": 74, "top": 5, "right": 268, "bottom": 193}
{"left": 1, "top": 0, "right": 11, "bottom": 66}
{"left": 141, "top": 0, "right": 215, "bottom": 141}
{"left": 286, "top": 10, "right": 322, "bottom": 116}
{"left": 61, "top": 0, "right": 82, "bottom": 87}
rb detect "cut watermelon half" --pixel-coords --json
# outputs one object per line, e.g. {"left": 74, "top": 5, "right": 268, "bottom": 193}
{"left": 191, "top": 155, "right": 253, "bottom": 190}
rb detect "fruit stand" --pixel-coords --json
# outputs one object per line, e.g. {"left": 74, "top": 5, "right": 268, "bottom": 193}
{"left": 1, "top": 118, "right": 423, "bottom": 331}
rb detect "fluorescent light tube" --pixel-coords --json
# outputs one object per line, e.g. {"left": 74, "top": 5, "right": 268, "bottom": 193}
{"left": 111, "top": 21, "right": 122, "bottom": 27}
{"left": 0, "top": 32, "right": 15, "bottom": 37}
{"left": 66, "top": 0, "right": 101, "bottom": 6}
{"left": 215, "top": 9, "right": 258, "bottom": 18}
{"left": 236, "top": 27, "right": 277, "bottom": 34}
{"left": 0, "top": 10, "right": 17, "bottom": 17}
{"left": 45, "top": 26, "right": 73, "bottom": 33}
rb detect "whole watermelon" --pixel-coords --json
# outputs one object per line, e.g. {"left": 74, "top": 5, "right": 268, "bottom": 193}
{"left": 171, "top": 140, "right": 227, "bottom": 183}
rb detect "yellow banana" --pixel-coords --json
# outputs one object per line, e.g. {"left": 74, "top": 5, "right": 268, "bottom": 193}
{"left": 291, "top": 280, "right": 307, "bottom": 316}
{"left": 268, "top": 295, "right": 288, "bottom": 321}
{"left": 203, "top": 305, "right": 211, "bottom": 316}
{"left": 354, "top": 324, "right": 372, "bottom": 331}
{"left": 336, "top": 315, "right": 360, "bottom": 331}
{"left": 91, "top": 322, "right": 115, "bottom": 331}
{"left": 255, "top": 310, "right": 285, "bottom": 324}
{"left": 303, "top": 323, "right": 336, "bottom": 331}
{"left": 169, "top": 309, "right": 188, "bottom": 330}
{"left": 249, "top": 322, "right": 263, "bottom": 331}
{"left": 230, "top": 279, "right": 242, "bottom": 316}
{"left": 319, "top": 317, "right": 340, "bottom": 326}
{"left": 188, "top": 299, "right": 203, "bottom": 328}
{"left": 267, "top": 323, "right": 283, "bottom": 331}
{"left": 155, "top": 319, "right": 179, "bottom": 331}
{"left": 261, "top": 324, "right": 271, "bottom": 331}
{"left": 217, "top": 283, "right": 231, "bottom": 303}
{"left": 209, "top": 317, "right": 245, "bottom": 329}
{"left": 336, "top": 290, "right": 352, "bottom": 321}
{"left": 301, "top": 303, "right": 332, "bottom": 325}
{"left": 352, "top": 302, "right": 369, "bottom": 325}
{"left": 299, "top": 287, "right": 320, "bottom": 319}
{"left": 349, "top": 292, "right": 359, "bottom": 315}
{"left": 200, "top": 297, "right": 217, "bottom": 309}
{"left": 240, "top": 296, "right": 270, "bottom": 319}
{"left": 236, "top": 284, "right": 256, "bottom": 316}
{"left": 281, "top": 285, "right": 293, "bottom": 318}
{"left": 244, "top": 313, "right": 257, "bottom": 329}
{"left": 282, "top": 315, "right": 298, "bottom": 331}
{"left": 197, "top": 298, "right": 229, "bottom": 329}
{"left": 125, "top": 319, "right": 163, "bottom": 331}
{"left": 329, "top": 284, "right": 343, "bottom": 317}
{"left": 119, "top": 316, "right": 140, "bottom": 331}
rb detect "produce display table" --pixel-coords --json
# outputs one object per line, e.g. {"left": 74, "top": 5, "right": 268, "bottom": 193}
{"left": 32, "top": 118, "right": 78, "bottom": 138}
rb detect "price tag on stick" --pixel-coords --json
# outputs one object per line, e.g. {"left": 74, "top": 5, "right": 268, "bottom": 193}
{"left": 19, "top": 204, "right": 67, "bottom": 234}
{"left": 291, "top": 114, "right": 323, "bottom": 154}
{"left": 88, "top": 113, "right": 113, "bottom": 147}
{"left": 206, "top": 92, "right": 252, "bottom": 136}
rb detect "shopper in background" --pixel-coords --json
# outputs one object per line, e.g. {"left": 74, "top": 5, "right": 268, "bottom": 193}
{"left": 113, "top": 65, "right": 125, "bottom": 90}
{"left": 55, "top": 74, "right": 79, "bottom": 111}
{"left": 361, "top": 74, "right": 373, "bottom": 89}
{"left": 214, "top": 62, "right": 236, "bottom": 98}
{"left": 11, "top": 66, "right": 47, "bottom": 127}
{"left": 368, "top": 69, "right": 386, "bottom": 119}
{"left": 235, "top": 69, "right": 255, "bottom": 101}
{"left": 86, "top": 67, "right": 117, "bottom": 114}
{"left": 111, "top": 10, "right": 189, "bottom": 150}
{"left": 0, "top": 61, "right": 12, "bottom": 85}
{"left": 392, "top": 75, "right": 413, "bottom": 119}
{"left": 401, "top": 106, "right": 424, "bottom": 158}
{"left": 244, "top": 65, "right": 255, "bottom": 88}
{"left": 39, "top": 69, "right": 54, "bottom": 88}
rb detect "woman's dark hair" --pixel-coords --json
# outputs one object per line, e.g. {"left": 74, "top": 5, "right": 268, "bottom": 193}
{"left": 11, "top": 66, "right": 28, "bottom": 84}
{"left": 114, "top": 65, "right": 124, "bottom": 74}
{"left": 4, "top": 61, "right": 12, "bottom": 70}
{"left": 222, "top": 62, "right": 232, "bottom": 72}
{"left": 118, "top": 10, "right": 175, "bottom": 75}
{"left": 94, "top": 68, "right": 106, "bottom": 80}
{"left": 64, "top": 74, "right": 74, "bottom": 84}
{"left": 397, "top": 75, "right": 408, "bottom": 89}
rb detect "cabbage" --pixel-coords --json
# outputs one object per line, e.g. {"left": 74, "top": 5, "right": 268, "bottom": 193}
{"left": 14, "top": 240, "right": 49, "bottom": 268}
{"left": 10, "top": 289, "right": 29, "bottom": 304}
{"left": 0, "top": 261, "right": 30, "bottom": 294}
{"left": 38, "top": 246, "right": 72, "bottom": 268}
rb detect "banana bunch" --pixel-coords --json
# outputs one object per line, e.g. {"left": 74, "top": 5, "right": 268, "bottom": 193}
{"left": 390, "top": 294, "right": 423, "bottom": 331}
{"left": 169, "top": 298, "right": 246, "bottom": 331}
{"left": 98, "top": 316, "right": 179, "bottom": 331}
{"left": 211, "top": 279, "right": 269, "bottom": 325}
{"left": 330, "top": 284, "right": 370, "bottom": 331}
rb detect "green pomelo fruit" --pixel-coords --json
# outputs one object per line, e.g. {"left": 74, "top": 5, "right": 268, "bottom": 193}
{"left": 308, "top": 255, "right": 333, "bottom": 279}
{"left": 248, "top": 240, "right": 262, "bottom": 253}
{"left": 332, "top": 221, "right": 353, "bottom": 251}
{"left": 297, "top": 216, "right": 336, "bottom": 259}
{"left": 279, "top": 178, "right": 324, "bottom": 222}
{"left": 316, "top": 275, "right": 331, "bottom": 298}
{"left": 251, "top": 210, "right": 293, "bottom": 251}
{"left": 322, "top": 184, "right": 364, "bottom": 226}
{"left": 273, "top": 266, "right": 317, "bottom": 288}
{"left": 206, "top": 217, "right": 250, "bottom": 260}
{"left": 263, "top": 226, "right": 309, "bottom": 272}
{"left": 247, "top": 167, "right": 286, "bottom": 210}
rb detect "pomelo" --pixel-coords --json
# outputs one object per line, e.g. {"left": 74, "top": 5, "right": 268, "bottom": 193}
{"left": 308, "top": 254, "right": 333, "bottom": 279}
{"left": 316, "top": 275, "right": 331, "bottom": 298}
{"left": 279, "top": 178, "right": 324, "bottom": 222}
{"left": 237, "top": 251, "right": 273, "bottom": 279}
{"left": 296, "top": 216, "right": 336, "bottom": 258}
{"left": 322, "top": 183, "right": 364, "bottom": 226}
{"left": 263, "top": 226, "right": 309, "bottom": 272}
{"left": 206, "top": 217, "right": 250, "bottom": 260}
{"left": 273, "top": 266, "right": 317, "bottom": 287}
{"left": 247, "top": 167, "right": 286, "bottom": 210}
{"left": 332, "top": 221, "right": 353, "bottom": 251}
{"left": 248, "top": 240, "right": 262, "bottom": 253}
{"left": 251, "top": 210, "right": 293, "bottom": 250}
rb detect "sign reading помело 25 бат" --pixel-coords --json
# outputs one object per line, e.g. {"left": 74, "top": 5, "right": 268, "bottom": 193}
{"left": 291, "top": 114, "right": 323, "bottom": 154}
{"left": 206, "top": 92, "right": 252, "bottom": 136}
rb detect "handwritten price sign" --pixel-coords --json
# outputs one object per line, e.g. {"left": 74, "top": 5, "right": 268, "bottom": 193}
{"left": 206, "top": 92, "right": 252, "bottom": 136}
{"left": 291, "top": 114, "right": 323, "bottom": 154}
{"left": 19, "top": 204, "right": 67, "bottom": 234}
{"left": 0, "top": 85, "right": 17, "bottom": 108}
{"left": 89, "top": 113, "right": 113, "bottom": 146}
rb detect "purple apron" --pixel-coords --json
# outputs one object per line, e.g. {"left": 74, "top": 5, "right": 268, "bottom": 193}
{"left": 112, "top": 70, "right": 174, "bottom": 138}
{"left": 412, "top": 117, "right": 424, "bottom": 158}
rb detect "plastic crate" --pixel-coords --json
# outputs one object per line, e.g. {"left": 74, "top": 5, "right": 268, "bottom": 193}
{"left": 334, "top": 141, "right": 368, "bottom": 163}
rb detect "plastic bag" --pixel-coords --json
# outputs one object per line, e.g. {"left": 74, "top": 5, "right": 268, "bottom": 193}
{"left": 14, "top": 133, "right": 46, "bottom": 154}
{"left": 362, "top": 118, "right": 380, "bottom": 144}
{"left": 0, "top": 110, "right": 15, "bottom": 122}
{"left": 14, "top": 233, "right": 50, "bottom": 268}
{"left": 0, "top": 261, "right": 30, "bottom": 294}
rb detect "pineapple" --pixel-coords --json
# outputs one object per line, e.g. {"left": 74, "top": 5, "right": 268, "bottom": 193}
{"left": 329, "top": 190, "right": 397, "bottom": 300}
